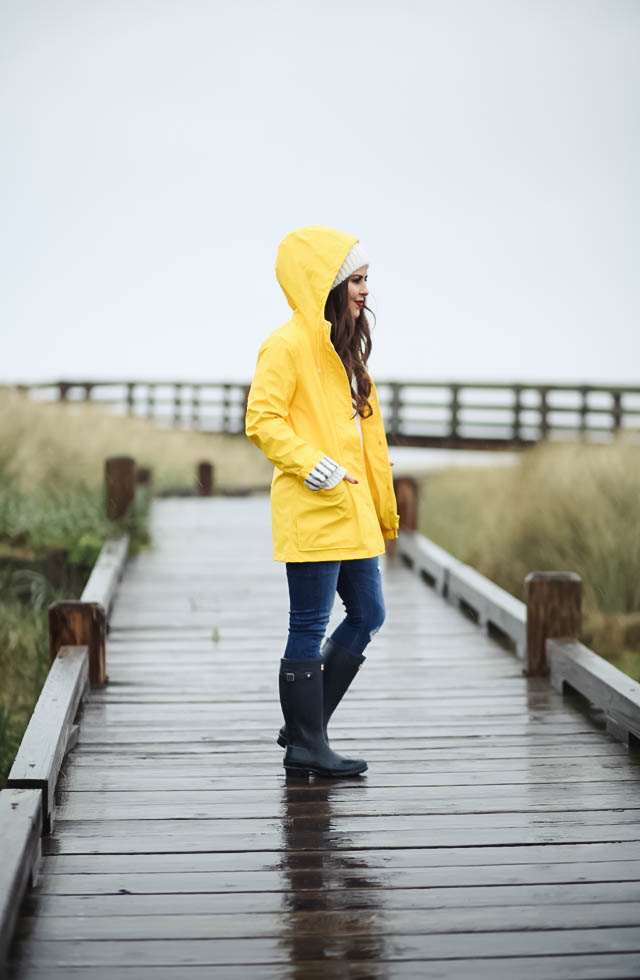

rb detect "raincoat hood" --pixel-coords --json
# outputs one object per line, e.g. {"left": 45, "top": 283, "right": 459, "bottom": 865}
{"left": 275, "top": 225, "right": 359, "bottom": 321}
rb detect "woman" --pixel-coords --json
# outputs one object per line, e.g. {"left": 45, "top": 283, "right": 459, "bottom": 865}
{"left": 245, "top": 225, "right": 399, "bottom": 777}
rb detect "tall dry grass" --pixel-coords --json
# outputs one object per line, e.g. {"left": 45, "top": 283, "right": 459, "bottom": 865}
{"left": 419, "top": 438, "right": 640, "bottom": 679}
{"left": 0, "top": 388, "right": 272, "bottom": 495}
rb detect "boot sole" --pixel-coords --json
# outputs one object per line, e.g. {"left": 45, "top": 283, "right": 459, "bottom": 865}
{"left": 284, "top": 763, "right": 368, "bottom": 778}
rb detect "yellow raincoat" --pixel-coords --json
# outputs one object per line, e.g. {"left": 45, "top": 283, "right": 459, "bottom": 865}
{"left": 245, "top": 225, "right": 400, "bottom": 562}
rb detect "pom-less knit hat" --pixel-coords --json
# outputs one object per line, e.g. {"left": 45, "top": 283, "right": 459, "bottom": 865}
{"left": 331, "top": 242, "right": 369, "bottom": 290}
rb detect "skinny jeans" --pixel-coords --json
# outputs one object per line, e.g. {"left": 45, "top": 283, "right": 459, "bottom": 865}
{"left": 283, "top": 556, "right": 386, "bottom": 660}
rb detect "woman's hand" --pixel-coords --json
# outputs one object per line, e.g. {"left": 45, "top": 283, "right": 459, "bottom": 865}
{"left": 343, "top": 461, "right": 394, "bottom": 484}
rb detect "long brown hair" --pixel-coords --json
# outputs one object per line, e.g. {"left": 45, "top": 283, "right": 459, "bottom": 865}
{"left": 324, "top": 277, "right": 375, "bottom": 419}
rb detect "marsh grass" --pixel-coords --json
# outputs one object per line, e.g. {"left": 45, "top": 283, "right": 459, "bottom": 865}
{"left": 0, "top": 568, "right": 53, "bottom": 786}
{"left": 0, "top": 388, "right": 272, "bottom": 494}
{"left": 419, "top": 437, "right": 640, "bottom": 679}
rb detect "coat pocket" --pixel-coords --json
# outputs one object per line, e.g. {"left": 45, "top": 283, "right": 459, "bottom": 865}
{"left": 295, "top": 482, "right": 351, "bottom": 552}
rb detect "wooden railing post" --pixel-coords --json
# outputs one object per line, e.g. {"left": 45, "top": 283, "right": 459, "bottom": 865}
{"left": 512, "top": 385, "right": 522, "bottom": 443}
{"left": 389, "top": 383, "right": 402, "bottom": 440}
{"left": 105, "top": 456, "right": 136, "bottom": 519}
{"left": 126, "top": 382, "right": 135, "bottom": 417}
{"left": 449, "top": 385, "right": 459, "bottom": 441}
{"left": 136, "top": 465, "right": 152, "bottom": 487}
{"left": 539, "top": 387, "right": 549, "bottom": 440}
{"left": 49, "top": 603, "right": 106, "bottom": 686}
{"left": 393, "top": 476, "right": 419, "bottom": 532}
{"left": 612, "top": 391, "right": 622, "bottom": 433}
{"left": 197, "top": 461, "right": 214, "bottom": 496}
{"left": 173, "top": 383, "right": 183, "bottom": 427}
{"left": 242, "top": 385, "right": 251, "bottom": 430}
{"left": 146, "top": 383, "right": 155, "bottom": 421}
{"left": 524, "top": 572, "right": 582, "bottom": 676}
{"left": 579, "top": 386, "right": 589, "bottom": 441}
{"left": 192, "top": 384, "right": 201, "bottom": 428}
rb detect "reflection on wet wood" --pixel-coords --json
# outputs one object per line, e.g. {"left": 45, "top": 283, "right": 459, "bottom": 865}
{"left": 7, "top": 498, "right": 640, "bottom": 978}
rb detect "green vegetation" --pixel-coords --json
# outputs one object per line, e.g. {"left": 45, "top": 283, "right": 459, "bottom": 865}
{"left": 418, "top": 438, "right": 640, "bottom": 680}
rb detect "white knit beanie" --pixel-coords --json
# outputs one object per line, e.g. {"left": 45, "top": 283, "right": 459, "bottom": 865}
{"left": 331, "top": 242, "right": 369, "bottom": 290}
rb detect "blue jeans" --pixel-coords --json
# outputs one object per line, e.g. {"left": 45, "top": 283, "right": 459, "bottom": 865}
{"left": 283, "top": 557, "right": 386, "bottom": 660}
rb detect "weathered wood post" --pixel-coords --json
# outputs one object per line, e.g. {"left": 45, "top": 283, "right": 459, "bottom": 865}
{"left": 242, "top": 384, "right": 251, "bottom": 428}
{"left": 146, "top": 383, "right": 156, "bottom": 421}
{"left": 512, "top": 385, "right": 522, "bottom": 444}
{"left": 105, "top": 456, "right": 137, "bottom": 519}
{"left": 524, "top": 571, "right": 582, "bottom": 676}
{"left": 136, "top": 465, "right": 152, "bottom": 487}
{"left": 539, "top": 387, "right": 549, "bottom": 440}
{"left": 174, "top": 383, "right": 182, "bottom": 427}
{"left": 394, "top": 476, "right": 419, "bottom": 532}
{"left": 126, "top": 382, "right": 135, "bottom": 417}
{"left": 612, "top": 391, "right": 622, "bottom": 434}
{"left": 389, "top": 383, "right": 402, "bottom": 441}
{"left": 222, "top": 384, "right": 231, "bottom": 433}
{"left": 49, "top": 602, "right": 107, "bottom": 686}
{"left": 449, "top": 384, "right": 460, "bottom": 442}
{"left": 197, "top": 461, "right": 214, "bottom": 496}
{"left": 192, "top": 384, "right": 201, "bottom": 429}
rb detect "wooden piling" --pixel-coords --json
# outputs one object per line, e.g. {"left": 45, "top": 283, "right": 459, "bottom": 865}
{"left": 48, "top": 601, "right": 107, "bottom": 686}
{"left": 394, "top": 476, "right": 419, "bottom": 532}
{"left": 197, "top": 461, "right": 214, "bottom": 496}
{"left": 105, "top": 456, "right": 136, "bottom": 519}
{"left": 524, "top": 571, "right": 582, "bottom": 676}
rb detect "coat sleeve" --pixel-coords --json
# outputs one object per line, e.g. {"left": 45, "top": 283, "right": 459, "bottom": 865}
{"left": 245, "top": 334, "right": 326, "bottom": 480}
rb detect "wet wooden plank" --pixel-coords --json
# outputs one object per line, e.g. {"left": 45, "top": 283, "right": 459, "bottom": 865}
{"left": 23, "top": 869, "right": 640, "bottom": 920}
{"left": 56, "top": 766, "right": 640, "bottom": 792}
{"left": 38, "top": 839, "right": 640, "bottom": 874}
{"left": 52, "top": 786, "right": 640, "bottom": 820}
{"left": 7, "top": 928, "right": 640, "bottom": 967}
{"left": 15, "top": 902, "right": 640, "bottom": 940}
{"left": 25, "top": 870, "right": 640, "bottom": 901}
{"left": 6, "top": 956, "right": 640, "bottom": 980}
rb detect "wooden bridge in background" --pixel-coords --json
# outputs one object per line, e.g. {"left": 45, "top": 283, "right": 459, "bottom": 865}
{"left": 6, "top": 379, "right": 640, "bottom": 449}
{"left": 3, "top": 490, "right": 640, "bottom": 978}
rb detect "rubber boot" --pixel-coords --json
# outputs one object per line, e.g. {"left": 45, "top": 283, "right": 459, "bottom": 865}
{"left": 279, "top": 658, "right": 367, "bottom": 777}
{"left": 277, "top": 637, "right": 365, "bottom": 748}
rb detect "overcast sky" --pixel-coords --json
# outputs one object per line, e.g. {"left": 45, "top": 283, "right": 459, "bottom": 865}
{"left": 1, "top": 0, "right": 638, "bottom": 386}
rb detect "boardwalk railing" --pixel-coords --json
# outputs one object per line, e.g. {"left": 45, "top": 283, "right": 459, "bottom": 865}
{"left": 0, "top": 459, "right": 135, "bottom": 963}
{"left": 392, "top": 475, "right": 640, "bottom": 751}
{"left": 5, "top": 379, "right": 640, "bottom": 449}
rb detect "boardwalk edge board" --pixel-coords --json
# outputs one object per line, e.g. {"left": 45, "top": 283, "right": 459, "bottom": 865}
{"left": 397, "top": 530, "right": 527, "bottom": 661}
{"left": 80, "top": 535, "right": 130, "bottom": 618}
{"left": 549, "top": 639, "right": 640, "bottom": 749}
{"left": 0, "top": 789, "right": 42, "bottom": 964}
{"left": 7, "top": 646, "right": 89, "bottom": 833}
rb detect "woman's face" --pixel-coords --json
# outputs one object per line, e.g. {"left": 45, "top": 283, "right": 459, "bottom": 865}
{"left": 347, "top": 266, "right": 369, "bottom": 319}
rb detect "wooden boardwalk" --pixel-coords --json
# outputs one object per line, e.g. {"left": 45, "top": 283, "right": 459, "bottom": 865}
{"left": 6, "top": 497, "right": 640, "bottom": 979}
